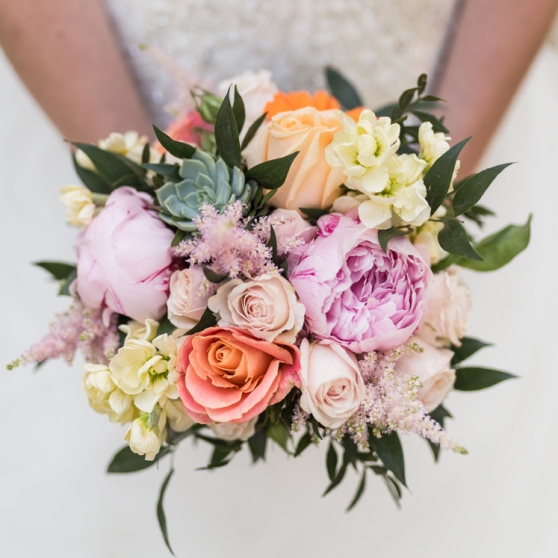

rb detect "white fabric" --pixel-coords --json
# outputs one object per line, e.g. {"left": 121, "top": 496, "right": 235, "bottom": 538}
{"left": 1, "top": 5, "right": 558, "bottom": 557}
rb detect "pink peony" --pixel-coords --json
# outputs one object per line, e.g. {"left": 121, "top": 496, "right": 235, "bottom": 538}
{"left": 289, "top": 213, "right": 432, "bottom": 353}
{"left": 76, "top": 187, "right": 174, "bottom": 323}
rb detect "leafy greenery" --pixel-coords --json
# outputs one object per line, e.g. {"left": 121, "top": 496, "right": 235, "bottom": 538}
{"left": 246, "top": 152, "right": 299, "bottom": 189}
{"left": 451, "top": 337, "right": 492, "bottom": 366}
{"left": 156, "top": 469, "right": 175, "bottom": 556}
{"left": 153, "top": 125, "right": 196, "bottom": 159}
{"left": 454, "top": 367, "right": 517, "bottom": 391}
{"left": 107, "top": 445, "right": 171, "bottom": 473}
{"left": 325, "top": 66, "right": 363, "bottom": 109}
{"left": 185, "top": 306, "right": 217, "bottom": 335}
{"left": 214, "top": 85, "right": 241, "bottom": 168}
{"left": 378, "top": 226, "right": 413, "bottom": 253}
{"left": 438, "top": 219, "right": 482, "bottom": 261}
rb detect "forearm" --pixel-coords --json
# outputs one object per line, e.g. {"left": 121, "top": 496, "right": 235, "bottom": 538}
{"left": 0, "top": 0, "right": 152, "bottom": 143}
{"left": 435, "top": 0, "right": 558, "bottom": 176}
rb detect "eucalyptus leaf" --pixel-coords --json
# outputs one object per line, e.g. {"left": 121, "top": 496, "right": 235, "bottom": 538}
{"left": 451, "top": 337, "right": 492, "bottom": 366}
{"left": 185, "top": 306, "right": 217, "bottom": 335}
{"left": 232, "top": 86, "right": 246, "bottom": 134}
{"left": 438, "top": 220, "right": 482, "bottom": 260}
{"left": 241, "top": 112, "right": 268, "bottom": 151}
{"left": 246, "top": 152, "right": 299, "bottom": 189}
{"left": 325, "top": 66, "right": 363, "bottom": 109}
{"left": 326, "top": 442, "right": 338, "bottom": 482}
{"left": 452, "top": 163, "right": 513, "bottom": 216}
{"left": 107, "top": 445, "right": 170, "bottom": 473}
{"left": 346, "top": 467, "right": 367, "bottom": 512}
{"left": 34, "top": 261, "right": 76, "bottom": 281}
{"left": 424, "top": 137, "right": 470, "bottom": 214}
{"left": 153, "top": 125, "right": 196, "bottom": 159}
{"left": 156, "top": 469, "right": 175, "bottom": 556}
{"left": 454, "top": 367, "right": 517, "bottom": 391}
{"left": 378, "top": 227, "right": 412, "bottom": 253}
{"left": 72, "top": 154, "right": 112, "bottom": 194}
{"left": 371, "top": 431, "right": 406, "bottom": 487}
{"left": 214, "top": 86, "right": 241, "bottom": 168}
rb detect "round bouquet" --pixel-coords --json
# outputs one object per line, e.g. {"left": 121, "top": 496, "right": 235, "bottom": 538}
{"left": 9, "top": 69, "right": 530, "bottom": 552}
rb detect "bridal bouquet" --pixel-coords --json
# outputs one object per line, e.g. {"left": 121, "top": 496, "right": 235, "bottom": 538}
{"left": 9, "top": 68, "right": 530, "bottom": 552}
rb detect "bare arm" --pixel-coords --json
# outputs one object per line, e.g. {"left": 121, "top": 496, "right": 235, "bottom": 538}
{"left": 435, "top": 0, "right": 558, "bottom": 176}
{"left": 0, "top": 0, "right": 152, "bottom": 143}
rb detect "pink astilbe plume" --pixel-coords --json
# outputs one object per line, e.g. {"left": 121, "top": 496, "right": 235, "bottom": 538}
{"left": 359, "top": 346, "right": 466, "bottom": 453}
{"left": 175, "top": 202, "right": 303, "bottom": 283}
{"left": 8, "top": 301, "right": 119, "bottom": 370}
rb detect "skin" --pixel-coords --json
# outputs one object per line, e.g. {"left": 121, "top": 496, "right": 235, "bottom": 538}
{"left": 1, "top": 0, "right": 557, "bottom": 166}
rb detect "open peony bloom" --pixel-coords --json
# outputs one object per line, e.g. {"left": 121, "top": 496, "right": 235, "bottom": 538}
{"left": 290, "top": 212, "right": 432, "bottom": 353}
{"left": 176, "top": 326, "right": 301, "bottom": 424}
{"left": 76, "top": 187, "right": 174, "bottom": 323}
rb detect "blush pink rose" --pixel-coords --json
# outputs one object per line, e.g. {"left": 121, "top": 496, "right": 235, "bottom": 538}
{"left": 155, "top": 110, "right": 213, "bottom": 153}
{"left": 176, "top": 326, "right": 301, "bottom": 424}
{"left": 76, "top": 187, "right": 174, "bottom": 323}
{"left": 289, "top": 213, "right": 432, "bottom": 353}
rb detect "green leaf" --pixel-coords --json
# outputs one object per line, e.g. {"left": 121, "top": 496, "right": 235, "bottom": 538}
{"left": 434, "top": 215, "right": 532, "bottom": 272}
{"left": 398, "top": 88, "right": 417, "bottom": 111}
{"left": 310, "top": 417, "right": 323, "bottom": 440}
{"left": 371, "top": 431, "right": 406, "bottom": 487}
{"left": 417, "top": 73, "right": 428, "bottom": 94}
{"left": 294, "top": 432, "right": 312, "bottom": 457}
{"left": 195, "top": 433, "right": 241, "bottom": 449}
{"left": 374, "top": 102, "right": 397, "bottom": 118}
{"left": 248, "top": 429, "right": 267, "bottom": 462}
{"left": 424, "top": 137, "right": 470, "bottom": 214}
{"left": 454, "top": 367, "right": 517, "bottom": 391}
{"left": 267, "top": 225, "right": 278, "bottom": 264}
{"left": 72, "top": 143, "right": 148, "bottom": 191}
{"left": 326, "top": 442, "right": 338, "bottom": 482}
{"left": 246, "top": 152, "right": 299, "bottom": 190}
{"left": 452, "top": 164, "right": 513, "bottom": 216}
{"left": 107, "top": 445, "right": 170, "bottom": 473}
{"left": 267, "top": 421, "right": 291, "bottom": 454}
{"left": 141, "top": 142, "right": 150, "bottom": 164}
{"left": 153, "top": 125, "right": 196, "bottom": 159}
{"left": 185, "top": 306, "right": 217, "bottom": 335}
{"left": 346, "top": 467, "right": 367, "bottom": 512}
{"left": 463, "top": 204, "right": 496, "bottom": 227}
{"left": 215, "top": 86, "right": 241, "bottom": 168}
{"left": 383, "top": 475, "right": 403, "bottom": 508}
{"left": 156, "top": 469, "right": 175, "bottom": 556}
{"left": 171, "top": 229, "right": 187, "bottom": 247}
{"left": 427, "top": 405, "right": 452, "bottom": 461}
{"left": 202, "top": 266, "right": 229, "bottom": 283}
{"left": 410, "top": 110, "right": 449, "bottom": 134}
{"left": 323, "top": 461, "right": 348, "bottom": 497}
{"left": 72, "top": 155, "right": 112, "bottom": 194}
{"left": 325, "top": 66, "right": 363, "bottom": 109}
{"left": 157, "top": 316, "right": 176, "bottom": 337}
{"left": 420, "top": 95, "right": 445, "bottom": 102}
{"left": 143, "top": 163, "right": 181, "bottom": 181}
{"left": 451, "top": 337, "right": 492, "bottom": 366}
{"left": 299, "top": 206, "right": 331, "bottom": 224}
{"left": 438, "top": 220, "right": 482, "bottom": 260}
{"left": 377, "top": 227, "right": 412, "bottom": 253}
{"left": 232, "top": 86, "right": 246, "bottom": 134}
{"left": 59, "top": 268, "right": 78, "bottom": 296}
{"left": 241, "top": 112, "right": 268, "bottom": 151}
{"left": 34, "top": 261, "right": 76, "bottom": 281}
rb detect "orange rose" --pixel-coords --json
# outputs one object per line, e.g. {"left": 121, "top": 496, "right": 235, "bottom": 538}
{"left": 244, "top": 107, "right": 345, "bottom": 210}
{"left": 176, "top": 327, "right": 301, "bottom": 424}
{"left": 264, "top": 90, "right": 340, "bottom": 118}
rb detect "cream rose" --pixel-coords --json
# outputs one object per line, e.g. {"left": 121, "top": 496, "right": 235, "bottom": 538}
{"left": 395, "top": 336, "right": 456, "bottom": 413}
{"left": 244, "top": 107, "right": 345, "bottom": 210}
{"left": 59, "top": 184, "right": 96, "bottom": 227}
{"left": 208, "top": 275, "right": 305, "bottom": 343}
{"left": 299, "top": 339, "right": 365, "bottom": 429}
{"left": 167, "top": 266, "right": 209, "bottom": 329}
{"left": 418, "top": 266, "right": 472, "bottom": 347}
{"left": 210, "top": 417, "right": 257, "bottom": 441}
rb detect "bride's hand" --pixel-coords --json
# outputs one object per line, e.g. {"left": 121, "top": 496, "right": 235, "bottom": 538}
{"left": 435, "top": 0, "right": 558, "bottom": 177}
{"left": 0, "top": 0, "right": 152, "bottom": 143}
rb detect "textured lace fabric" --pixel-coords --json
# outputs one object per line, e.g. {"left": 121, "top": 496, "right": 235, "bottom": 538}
{"left": 104, "top": 0, "right": 457, "bottom": 125}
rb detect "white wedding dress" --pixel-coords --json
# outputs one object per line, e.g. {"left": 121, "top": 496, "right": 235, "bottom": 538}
{"left": 1, "top": 1, "right": 558, "bottom": 556}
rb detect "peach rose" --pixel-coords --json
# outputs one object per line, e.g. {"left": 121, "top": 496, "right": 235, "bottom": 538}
{"left": 176, "top": 327, "right": 301, "bottom": 424}
{"left": 244, "top": 107, "right": 345, "bottom": 210}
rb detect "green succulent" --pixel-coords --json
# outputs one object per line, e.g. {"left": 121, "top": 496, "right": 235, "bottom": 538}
{"left": 156, "top": 150, "right": 257, "bottom": 232}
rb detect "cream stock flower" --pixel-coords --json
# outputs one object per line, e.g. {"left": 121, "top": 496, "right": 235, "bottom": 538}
{"left": 325, "top": 109, "right": 400, "bottom": 194}
{"left": 125, "top": 406, "right": 167, "bottom": 461}
{"left": 418, "top": 122, "right": 460, "bottom": 186}
{"left": 109, "top": 334, "right": 179, "bottom": 413}
{"left": 83, "top": 364, "right": 136, "bottom": 423}
{"left": 118, "top": 318, "right": 159, "bottom": 344}
{"left": 208, "top": 275, "right": 305, "bottom": 343}
{"left": 411, "top": 206, "right": 447, "bottom": 264}
{"left": 210, "top": 417, "right": 257, "bottom": 441}
{"left": 59, "top": 185, "right": 95, "bottom": 227}
{"left": 164, "top": 399, "right": 195, "bottom": 432}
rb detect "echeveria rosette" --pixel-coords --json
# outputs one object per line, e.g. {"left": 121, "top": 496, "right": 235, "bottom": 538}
{"left": 289, "top": 212, "right": 432, "bottom": 353}
{"left": 156, "top": 150, "right": 257, "bottom": 232}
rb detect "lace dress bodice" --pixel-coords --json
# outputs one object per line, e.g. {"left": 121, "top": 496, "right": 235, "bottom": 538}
{"left": 105, "top": 0, "right": 458, "bottom": 124}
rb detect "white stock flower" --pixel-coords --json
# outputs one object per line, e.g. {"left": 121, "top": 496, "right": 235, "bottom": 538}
{"left": 109, "top": 334, "right": 179, "bottom": 413}
{"left": 118, "top": 318, "right": 160, "bottom": 344}
{"left": 418, "top": 266, "right": 472, "bottom": 347}
{"left": 394, "top": 336, "right": 456, "bottom": 413}
{"left": 83, "top": 364, "right": 136, "bottom": 423}
{"left": 325, "top": 109, "right": 400, "bottom": 194}
{"left": 411, "top": 206, "right": 447, "bottom": 264}
{"left": 59, "top": 184, "right": 95, "bottom": 227}
{"left": 167, "top": 266, "right": 209, "bottom": 329}
{"left": 125, "top": 407, "right": 167, "bottom": 461}
{"left": 418, "top": 122, "right": 460, "bottom": 187}
{"left": 210, "top": 417, "right": 257, "bottom": 441}
{"left": 357, "top": 154, "right": 430, "bottom": 229}
{"left": 299, "top": 339, "right": 365, "bottom": 429}
{"left": 164, "top": 399, "right": 196, "bottom": 432}
{"left": 208, "top": 275, "right": 305, "bottom": 343}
